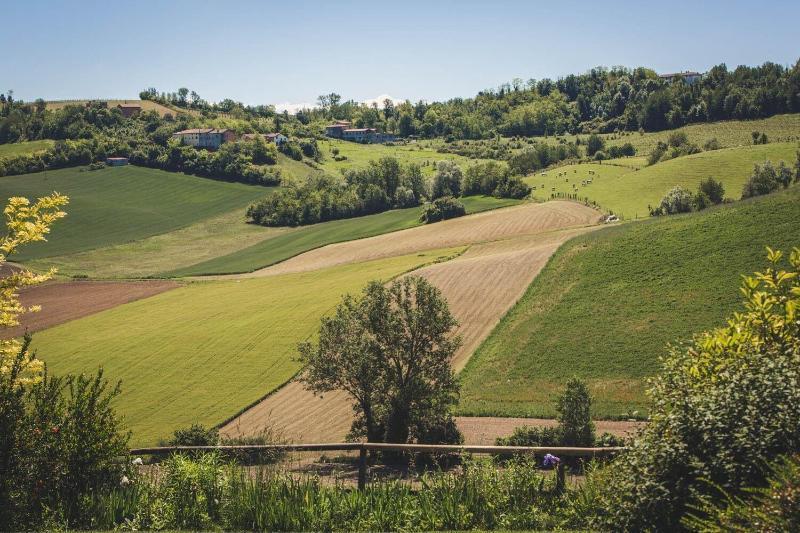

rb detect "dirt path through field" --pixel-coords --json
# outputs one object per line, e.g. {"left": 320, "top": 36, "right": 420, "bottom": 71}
{"left": 213, "top": 201, "right": 600, "bottom": 279}
{"left": 221, "top": 216, "right": 602, "bottom": 442}
{"left": 2, "top": 280, "right": 179, "bottom": 338}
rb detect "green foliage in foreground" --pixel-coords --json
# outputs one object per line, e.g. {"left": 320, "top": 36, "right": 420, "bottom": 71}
{"left": 0, "top": 339, "right": 129, "bottom": 530}
{"left": 685, "top": 454, "right": 800, "bottom": 532}
{"left": 1, "top": 165, "right": 267, "bottom": 261}
{"left": 583, "top": 248, "right": 800, "bottom": 530}
{"left": 169, "top": 195, "right": 519, "bottom": 276}
{"left": 84, "top": 454, "right": 570, "bottom": 531}
{"left": 459, "top": 185, "right": 800, "bottom": 418}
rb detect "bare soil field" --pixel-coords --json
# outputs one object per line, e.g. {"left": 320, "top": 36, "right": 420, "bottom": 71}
{"left": 2, "top": 280, "right": 179, "bottom": 338}
{"left": 221, "top": 210, "right": 604, "bottom": 443}
{"left": 218, "top": 201, "right": 600, "bottom": 279}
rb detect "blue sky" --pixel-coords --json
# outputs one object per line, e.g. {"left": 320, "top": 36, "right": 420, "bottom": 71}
{"left": 3, "top": 0, "right": 798, "bottom": 109}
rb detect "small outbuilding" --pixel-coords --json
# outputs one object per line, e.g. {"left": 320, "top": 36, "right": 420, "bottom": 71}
{"left": 106, "top": 157, "right": 129, "bottom": 166}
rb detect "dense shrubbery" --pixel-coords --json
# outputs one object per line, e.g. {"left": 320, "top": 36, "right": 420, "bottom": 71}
{"left": 507, "top": 142, "right": 580, "bottom": 175}
{"left": 420, "top": 196, "right": 466, "bottom": 224}
{"left": 685, "top": 454, "right": 800, "bottom": 531}
{"left": 741, "top": 158, "right": 796, "bottom": 198}
{"left": 0, "top": 134, "right": 282, "bottom": 186}
{"left": 247, "top": 158, "right": 427, "bottom": 226}
{"left": 0, "top": 339, "right": 130, "bottom": 530}
{"left": 647, "top": 130, "right": 702, "bottom": 165}
{"left": 463, "top": 161, "right": 531, "bottom": 199}
{"left": 650, "top": 176, "right": 730, "bottom": 215}
{"left": 86, "top": 454, "right": 567, "bottom": 531}
{"left": 496, "top": 379, "right": 624, "bottom": 449}
{"left": 583, "top": 248, "right": 800, "bottom": 530}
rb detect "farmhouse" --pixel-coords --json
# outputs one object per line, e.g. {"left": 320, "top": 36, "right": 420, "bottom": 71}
{"left": 172, "top": 128, "right": 237, "bottom": 149}
{"left": 658, "top": 71, "right": 702, "bottom": 84}
{"left": 117, "top": 104, "right": 142, "bottom": 117}
{"left": 325, "top": 121, "right": 395, "bottom": 144}
{"left": 241, "top": 132, "right": 288, "bottom": 146}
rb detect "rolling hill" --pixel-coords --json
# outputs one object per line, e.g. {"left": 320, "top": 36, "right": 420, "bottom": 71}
{"left": 528, "top": 142, "right": 798, "bottom": 218}
{"left": 1, "top": 165, "right": 269, "bottom": 261}
{"left": 31, "top": 248, "right": 461, "bottom": 445}
{"left": 458, "top": 184, "right": 800, "bottom": 419}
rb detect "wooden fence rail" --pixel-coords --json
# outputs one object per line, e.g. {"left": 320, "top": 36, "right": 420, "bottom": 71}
{"left": 129, "top": 442, "right": 624, "bottom": 491}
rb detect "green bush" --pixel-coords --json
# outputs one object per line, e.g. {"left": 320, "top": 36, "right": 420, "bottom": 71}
{"left": 0, "top": 338, "right": 130, "bottom": 529}
{"left": 741, "top": 159, "right": 794, "bottom": 198}
{"left": 463, "top": 161, "right": 531, "bottom": 199}
{"left": 556, "top": 378, "right": 595, "bottom": 447}
{"left": 650, "top": 185, "right": 695, "bottom": 215}
{"left": 167, "top": 424, "right": 219, "bottom": 446}
{"left": 420, "top": 197, "right": 466, "bottom": 223}
{"left": 584, "top": 248, "right": 800, "bottom": 531}
{"left": 685, "top": 454, "right": 800, "bottom": 532}
{"left": 695, "top": 176, "right": 725, "bottom": 209}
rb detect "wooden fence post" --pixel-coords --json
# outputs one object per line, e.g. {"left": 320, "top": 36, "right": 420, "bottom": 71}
{"left": 556, "top": 461, "right": 566, "bottom": 494}
{"left": 357, "top": 445, "right": 367, "bottom": 491}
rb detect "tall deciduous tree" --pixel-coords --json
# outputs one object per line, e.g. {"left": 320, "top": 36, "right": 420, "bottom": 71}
{"left": 298, "top": 276, "right": 462, "bottom": 444}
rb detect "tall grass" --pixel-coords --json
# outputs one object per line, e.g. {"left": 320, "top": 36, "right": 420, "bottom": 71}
{"left": 89, "top": 453, "right": 569, "bottom": 531}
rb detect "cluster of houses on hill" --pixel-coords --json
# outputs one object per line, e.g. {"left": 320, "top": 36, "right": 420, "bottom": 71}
{"left": 171, "top": 129, "right": 288, "bottom": 150}
{"left": 325, "top": 120, "right": 395, "bottom": 143}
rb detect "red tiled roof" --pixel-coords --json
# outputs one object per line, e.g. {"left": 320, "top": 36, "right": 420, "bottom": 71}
{"left": 173, "top": 128, "right": 230, "bottom": 135}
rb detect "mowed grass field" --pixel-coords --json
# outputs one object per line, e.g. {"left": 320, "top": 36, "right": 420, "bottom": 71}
{"left": 1, "top": 166, "right": 269, "bottom": 261}
{"left": 528, "top": 142, "right": 798, "bottom": 218}
{"left": 32, "top": 247, "right": 462, "bottom": 445}
{"left": 27, "top": 209, "right": 292, "bottom": 279}
{"left": 168, "top": 195, "right": 520, "bottom": 276}
{"left": 0, "top": 139, "right": 55, "bottom": 158}
{"left": 458, "top": 185, "right": 800, "bottom": 419}
{"left": 317, "top": 138, "right": 491, "bottom": 176}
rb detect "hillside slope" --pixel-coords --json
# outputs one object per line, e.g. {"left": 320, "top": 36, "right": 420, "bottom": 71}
{"left": 459, "top": 185, "right": 800, "bottom": 419}
{"left": 2, "top": 166, "right": 268, "bottom": 261}
{"left": 529, "top": 142, "right": 798, "bottom": 218}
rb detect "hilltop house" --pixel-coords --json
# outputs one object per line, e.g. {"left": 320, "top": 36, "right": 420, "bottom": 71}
{"left": 172, "top": 128, "right": 237, "bottom": 149}
{"left": 325, "top": 120, "right": 395, "bottom": 143}
{"left": 117, "top": 103, "right": 142, "bottom": 117}
{"left": 659, "top": 71, "right": 702, "bottom": 84}
{"left": 241, "top": 132, "right": 288, "bottom": 146}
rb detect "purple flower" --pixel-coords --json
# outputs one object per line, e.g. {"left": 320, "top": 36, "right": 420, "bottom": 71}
{"left": 543, "top": 453, "right": 561, "bottom": 467}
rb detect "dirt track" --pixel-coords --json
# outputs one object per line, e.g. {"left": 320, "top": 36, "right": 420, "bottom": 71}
{"left": 217, "top": 201, "right": 600, "bottom": 279}
{"left": 2, "top": 280, "right": 179, "bottom": 338}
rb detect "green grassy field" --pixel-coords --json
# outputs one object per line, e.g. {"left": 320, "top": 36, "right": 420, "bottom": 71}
{"left": 0, "top": 139, "right": 55, "bottom": 158}
{"left": 33, "top": 248, "right": 462, "bottom": 445}
{"left": 27, "top": 208, "right": 292, "bottom": 279}
{"left": 528, "top": 142, "right": 798, "bottom": 218}
{"left": 317, "top": 138, "right": 492, "bottom": 176}
{"left": 168, "top": 195, "right": 521, "bottom": 277}
{"left": 1, "top": 166, "right": 269, "bottom": 261}
{"left": 458, "top": 185, "right": 800, "bottom": 419}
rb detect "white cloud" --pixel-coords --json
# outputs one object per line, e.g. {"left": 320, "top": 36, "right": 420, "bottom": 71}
{"left": 361, "top": 94, "right": 405, "bottom": 108}
{"left": 274, "top": 94, "right": 405, "bottom": 114}
{"left": 274, "top": 101, "right": 318, "bottom": 113}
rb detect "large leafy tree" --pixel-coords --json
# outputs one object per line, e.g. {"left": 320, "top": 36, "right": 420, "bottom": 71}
{"left": 299, "top": 276, "right": 462, "bottom": 444}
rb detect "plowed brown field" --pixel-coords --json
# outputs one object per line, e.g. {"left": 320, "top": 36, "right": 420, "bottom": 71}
{"left": 2, "top": 280, "right": 179, "bottom": 339}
